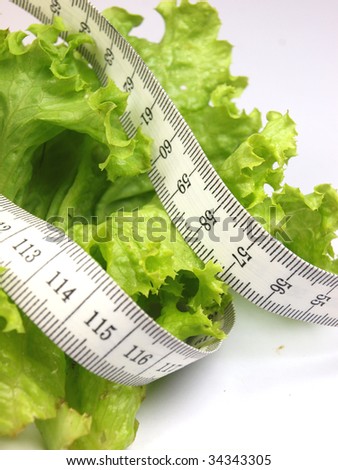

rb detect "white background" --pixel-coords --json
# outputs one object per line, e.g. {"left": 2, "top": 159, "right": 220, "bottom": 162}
{"left": 0, "top": 0, "right": 338, "bottom": 467}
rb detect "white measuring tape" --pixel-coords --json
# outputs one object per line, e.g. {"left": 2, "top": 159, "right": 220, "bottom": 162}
{"left": 0, "top": 194, "right": 235, "bottom": 385}
{"left": 1, "top": 0, "right": 338, "bottom": 385}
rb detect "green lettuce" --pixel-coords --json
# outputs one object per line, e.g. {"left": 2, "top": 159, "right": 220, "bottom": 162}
{"left": 0, "top": 0, "right": 337, "bottom": 451}
{"left": 0, "top": 18, "right": 151, "bottom": 448}
{"left": 269, "top": 184, "right": 338, "bottom": 273}
{"left": 0, "top": 315, "right": 65, "bottom": 436}
{"left": 0, "top": 4, "right": 232, "bottom": 449}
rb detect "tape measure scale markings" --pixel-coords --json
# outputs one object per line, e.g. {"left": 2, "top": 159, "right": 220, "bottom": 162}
{"left": 0, "top": 0, "right": 338, "bottom": 387}
{"left": 0, "top": 194, "right": 237, "bottom": 385}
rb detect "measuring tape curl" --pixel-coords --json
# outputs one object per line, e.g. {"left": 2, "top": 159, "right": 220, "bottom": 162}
{"left": 1, "top": 0, "right": 338, "bottom": 384}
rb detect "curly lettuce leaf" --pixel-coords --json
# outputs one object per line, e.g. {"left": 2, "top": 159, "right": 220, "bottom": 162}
{"left": 216, "top": 111, "right": 338, "bottom": 273}
{"left": 217, "top": 111, "right": 297, "bottom": 208}
{"left": 156, "top": 264, "right": 229, "bottom": 341}
{"left": 72, "top": 202, "right": 231, "bottom": 341}
{"left": 271, "top": 184, "right": 338, "bottom": 274}
{"left": 103, "top": 2, "right": 262, "bottom": 167}
{"left": 105, "top": 2, "right": 242, "bottom": 110}
{"left": 0, "top": 22, "right": 151, "bottom": 216}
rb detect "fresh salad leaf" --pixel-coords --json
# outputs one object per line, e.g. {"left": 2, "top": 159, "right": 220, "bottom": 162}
{"left": 271, "top": 184, "right": 338, "bottom": 274}
{"left": 0, "top": 20, "right": 151, "bottom": 219}
{"left": 217, "top": 111, "right": 298, "bottom": 208}
{"left": 0, "top": 315, "right": 65, "bottom": 436}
